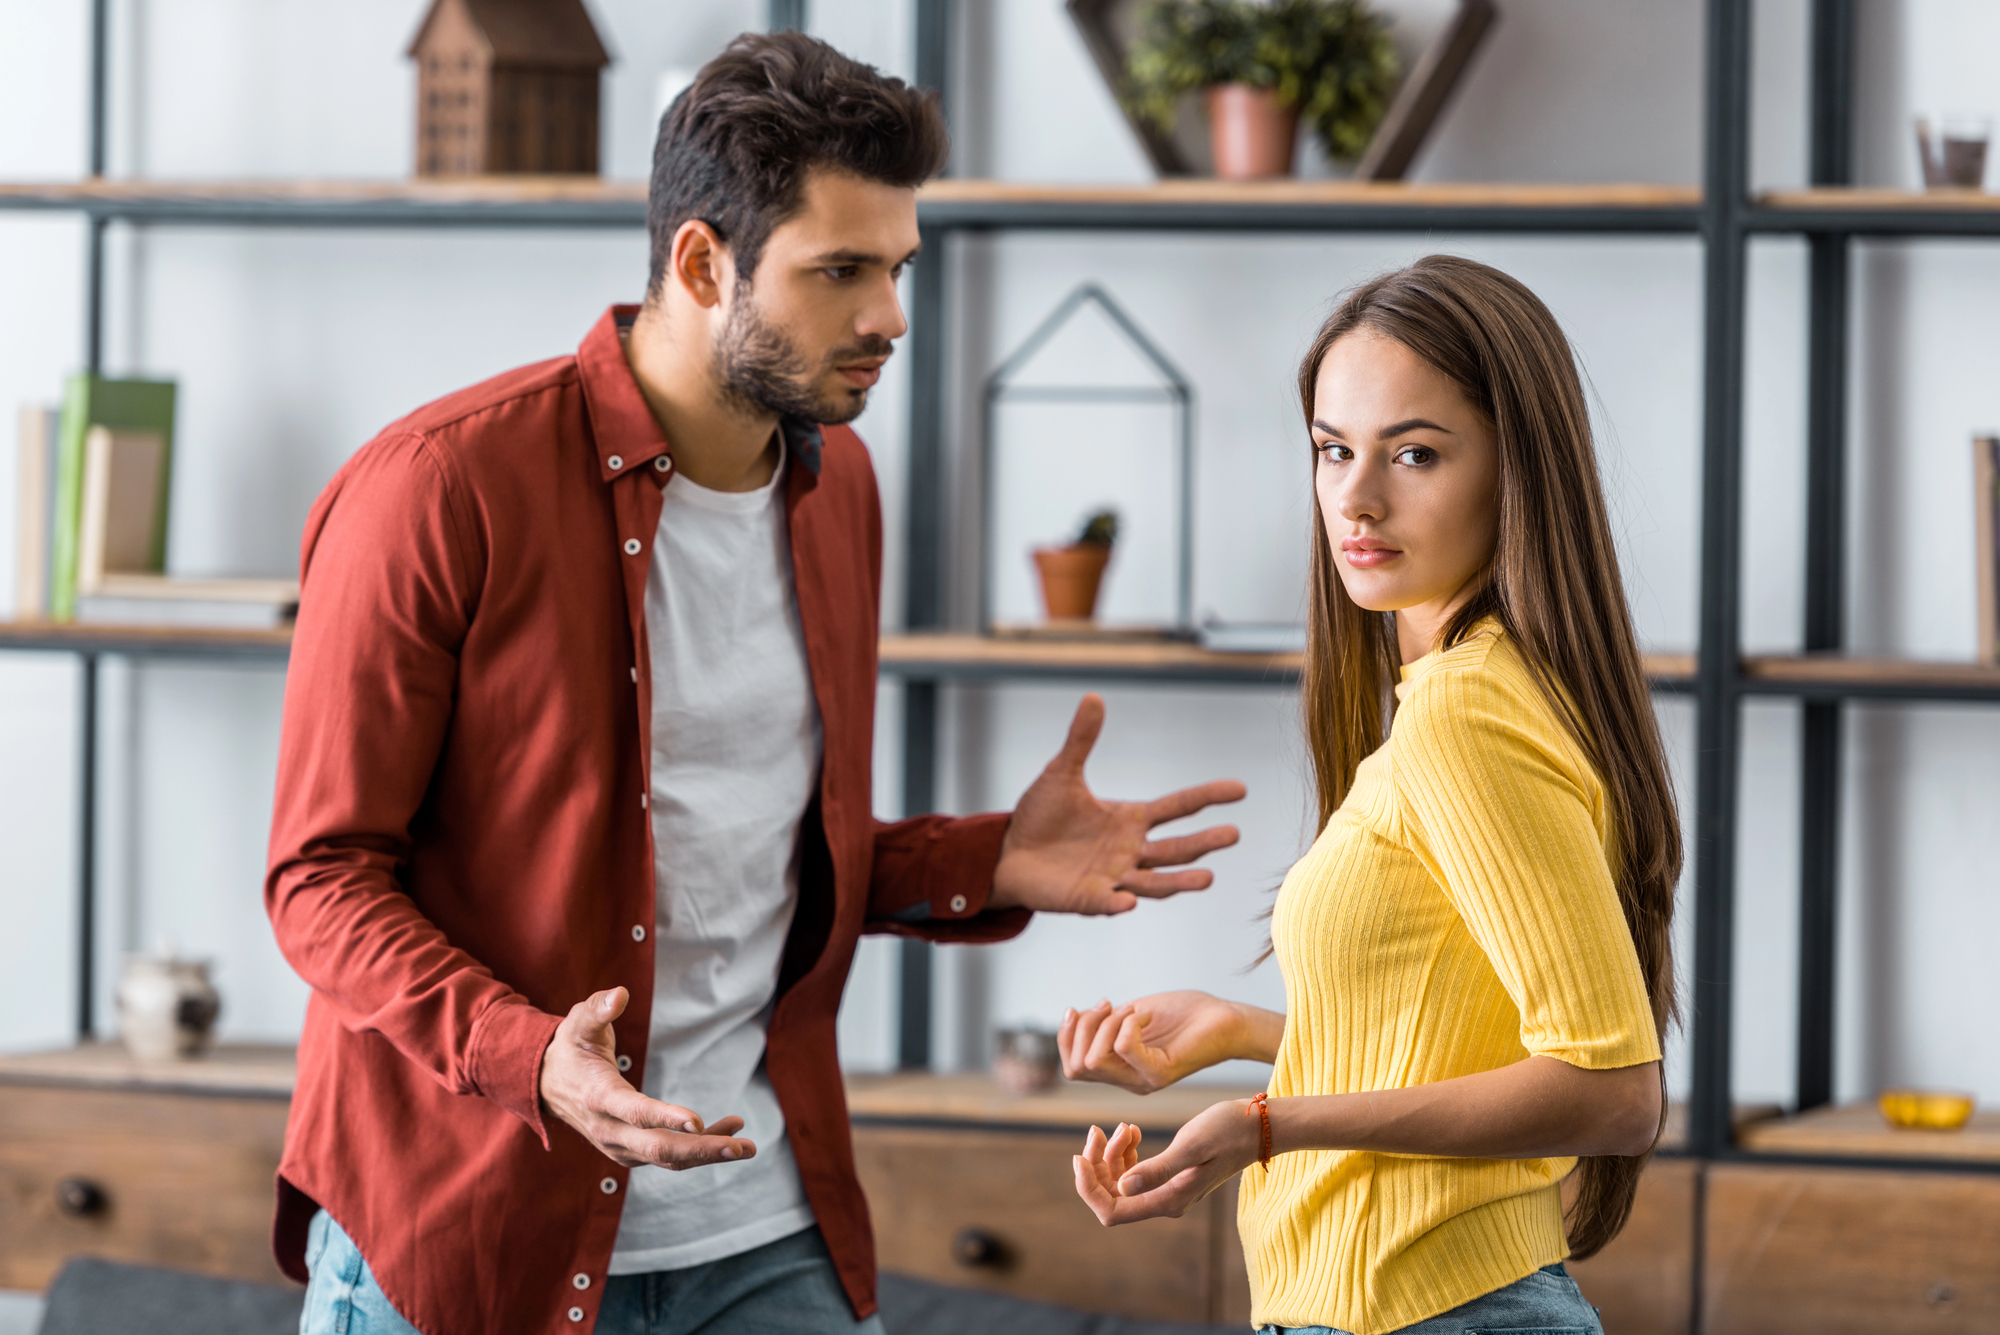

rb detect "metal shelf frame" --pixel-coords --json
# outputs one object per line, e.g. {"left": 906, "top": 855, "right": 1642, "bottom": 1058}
{"left": 9, "top": 0, "right": 2000, "bottom": 1188}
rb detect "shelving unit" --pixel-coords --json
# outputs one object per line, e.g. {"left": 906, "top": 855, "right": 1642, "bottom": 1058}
{"left": 6, "top": 0, "right": 2000, "bottom": 1263}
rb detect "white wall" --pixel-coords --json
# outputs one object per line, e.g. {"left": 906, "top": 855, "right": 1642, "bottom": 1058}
{"left": 2, "top": 1, "right": 1997, "bottom": 1112}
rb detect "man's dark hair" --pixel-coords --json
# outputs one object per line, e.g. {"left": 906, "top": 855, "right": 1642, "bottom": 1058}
{"left": 648, "top": 32, "right": 949, "bottom": 295}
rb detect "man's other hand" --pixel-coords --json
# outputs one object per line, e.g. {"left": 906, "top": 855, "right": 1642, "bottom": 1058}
{"left": 539, "top": 987, "right": 755, "bottom": 1171}
{"left": 989, "top": 693, "right": 1247, "bottom": 916}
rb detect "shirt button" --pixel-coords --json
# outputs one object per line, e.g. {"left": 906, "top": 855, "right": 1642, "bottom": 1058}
{"left": 631, "top": 925, "right": 647, "bottom": 942}
{"left": 607, "top": 454, "right": 624, "bottom": 471}
{"left": 572, "top": 1273, "right": 591, "bottom": 1290}
{"left": 629, "top": 666, "right": 638, "bottom": 683}
{"left": 568, "top": 1306, "right": 585, "bottom": 1322}
{"left": 654, "top": 455, "right": 673, "bottom": 473}
{"left": 949, "top": 894, "right": 969, "bottom": 914}
{"left": 600, "top": 1177, "right": 618, "bottom": 1194}
{"left": 617, "top": 1054, "right": 632, "bottom": 1072}
{"left": 623, "top": 538, "right": 642, "bottom": 556}
{"left": 640, "top": 792, "right": 649, "bottom": 810}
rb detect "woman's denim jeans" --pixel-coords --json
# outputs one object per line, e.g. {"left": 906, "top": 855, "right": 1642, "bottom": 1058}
{"left": 1259, "top": 1262, "right": 1605, "bottom": 1335}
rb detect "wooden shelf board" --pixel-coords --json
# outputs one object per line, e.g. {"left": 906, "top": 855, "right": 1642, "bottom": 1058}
{"left": 0, "top": 178, "right": 1699, "bottom": 211}
{"left": 0, "top": 176, "right": 646, "bottom": 206}
{"left": 4, "top": 624, "right": 1989, "bottom": 699}
{"left": 882, "top": 632, "right": 1696, "bottom": 688}
{"left": 1761, "top": 187, "right": 2000, "bottom": 212}
{"left": 0, "top": 1041, "right": 296, "bottom": 1098}
{"left": 1737, "top": 1101, "right": 2000, "bottom": 1163}
{"left": 1742, "top": 653, "right": 2000, "bottom": 690}
{"left": 920, "top": 180, "right": 1702, "bottom": 209}
{"left": 0, "top": 619, "right": 294, "bottom": 655}
{"left": 879, "top": 631, "right": 1300, "bottom": 683}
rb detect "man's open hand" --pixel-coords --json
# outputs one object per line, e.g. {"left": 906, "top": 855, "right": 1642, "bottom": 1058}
{"left": 989, "top": 694, "right": 1247, "bottom": 915}
{"left": 539, "top": 987, "right": 755, "bottom": 1171}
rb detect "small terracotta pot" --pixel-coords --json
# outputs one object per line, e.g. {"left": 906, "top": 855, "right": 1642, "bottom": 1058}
{"left": 1032, "top": 544, "right": 1112, "bottom": 621}
{"left": 1208, "top": 83, "right": 1300, "bottom": 180}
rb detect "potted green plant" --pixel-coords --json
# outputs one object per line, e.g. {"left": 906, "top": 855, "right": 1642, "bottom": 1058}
{"left": 1124, "top": 0, "right": 1399, "bottom": 180}
{"left": 1033, "top": 509, "right": 1119, "bottom": 622}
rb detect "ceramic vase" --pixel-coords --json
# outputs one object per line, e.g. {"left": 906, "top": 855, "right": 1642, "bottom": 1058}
{"left": 1208, "top": 84, "right": 1299, "bottom": 180}
{"left": 1032, "top": 544, "right": 1112, "bottom": 621}
{"left": 116, "top": 955, "right": 222, "bottom": 1061}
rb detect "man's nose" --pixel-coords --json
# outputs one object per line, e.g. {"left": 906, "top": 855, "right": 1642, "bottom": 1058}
{"left": 858, "top": 275, "right": 908, "bottom": 343}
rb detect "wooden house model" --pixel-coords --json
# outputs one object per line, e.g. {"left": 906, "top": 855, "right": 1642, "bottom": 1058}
{"left": 407, "top": 0, "right": 610, "bottom": 176}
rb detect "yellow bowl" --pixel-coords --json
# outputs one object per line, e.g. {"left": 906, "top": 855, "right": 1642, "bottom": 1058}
{"left": 1878, "top": 1089, "right": 1975, "bottom": 1130}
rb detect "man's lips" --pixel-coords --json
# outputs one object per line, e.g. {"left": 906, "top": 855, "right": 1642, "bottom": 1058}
{"left": 835, "top": 359, "right": 886, "bottom": 389}
{"left": 1341, "top": 537, "right": 1401, "bottom": 569}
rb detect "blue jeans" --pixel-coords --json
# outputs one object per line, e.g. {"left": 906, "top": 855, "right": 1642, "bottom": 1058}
{"left": 301, "top": 1209, "right": 885, "bottom": 1335}
{"left": 1259, "top": 1263, "right": 1605, "bottom": 1335}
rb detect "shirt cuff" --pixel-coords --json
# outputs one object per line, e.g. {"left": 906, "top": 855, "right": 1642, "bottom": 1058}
{"left": 466, "top": 996, "right": 565, "bottom": 1148}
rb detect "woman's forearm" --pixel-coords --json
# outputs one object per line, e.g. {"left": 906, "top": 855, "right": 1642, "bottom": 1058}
{"left": 1268, "top": 1055, "right": 1662, "bottom": 1161}
{"left": 1225, "top": 1002, "right": 1285, "bottom": 1064}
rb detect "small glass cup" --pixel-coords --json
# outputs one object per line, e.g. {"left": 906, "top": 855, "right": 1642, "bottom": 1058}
{"left": 993, "top": 1027, "right": 1061, "bottom": 1095}
{"left": 1916, "top": 115, "right": 1992, "bottom": 190}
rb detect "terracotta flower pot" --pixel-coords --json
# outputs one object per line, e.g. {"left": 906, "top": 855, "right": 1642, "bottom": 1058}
{"left": 1032, "top": 544, "right": 1113, "bottom": 621}
{"left": 1208, "top": 83, "right": 1299, "bottom": 180}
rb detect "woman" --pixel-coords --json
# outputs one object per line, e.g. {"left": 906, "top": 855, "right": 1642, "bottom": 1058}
{"left": 1060, "top": 255, "right": 1678, "bottom": 1335}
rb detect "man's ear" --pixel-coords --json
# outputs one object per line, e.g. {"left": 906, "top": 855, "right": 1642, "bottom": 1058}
{"left": 669, "top": 220, "right": 735, "bottom": 310}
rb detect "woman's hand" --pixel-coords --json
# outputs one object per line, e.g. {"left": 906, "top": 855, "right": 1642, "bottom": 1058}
{"left": 1059, "top": 992, "right": 1269, "bottom": 1094}
{"left": 1072, "top": 1099, "right": 1261, "bottom": 1226}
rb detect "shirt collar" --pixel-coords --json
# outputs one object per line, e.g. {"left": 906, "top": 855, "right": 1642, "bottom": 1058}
{"left": 576, "top": 305, "right": 823, "bottom": 483}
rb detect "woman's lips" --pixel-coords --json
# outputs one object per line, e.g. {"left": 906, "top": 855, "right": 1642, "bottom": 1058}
{"left": 1341, "top": 539, "right": 1401, "bottom": 569}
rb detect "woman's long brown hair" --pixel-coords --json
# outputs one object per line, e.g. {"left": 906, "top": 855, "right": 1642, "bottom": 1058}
{"left": 1297, "top": 255, "right": 1679, "bottom": 1260}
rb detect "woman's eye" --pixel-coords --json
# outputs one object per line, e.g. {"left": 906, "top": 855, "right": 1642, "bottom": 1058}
{"left": 1315, "top": 441, "right": 1350, "bottom": 461}
{"left": 1395, "top": 446, "right": 1435, "bottom": 466}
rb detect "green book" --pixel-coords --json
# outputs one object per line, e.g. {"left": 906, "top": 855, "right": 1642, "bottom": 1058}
{"left": 50, "top": 374, "right": 176, "bottom": 621}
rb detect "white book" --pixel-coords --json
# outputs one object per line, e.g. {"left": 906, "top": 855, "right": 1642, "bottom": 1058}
{"left": 14, "top": 405, "right": 58, "bottom": 619}
{"left": 1198, "top": 621, "right": 1308, "bottom": 654}
{"left": 76, "top": 426, "right": 167, "bottom": 593}
{"left": 74, "top": 572, "right": 299, "bottom": 630}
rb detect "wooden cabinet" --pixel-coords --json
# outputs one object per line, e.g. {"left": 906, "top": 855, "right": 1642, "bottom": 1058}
{"left": 847, "top": 1073, "right": 1255, "bottom": 1325}
{"left": 0, "top": 1044, "right": 295, "bottom": 1292}
{"left": 1704, "top": 1163, "right": 2000, "bottom": 1334}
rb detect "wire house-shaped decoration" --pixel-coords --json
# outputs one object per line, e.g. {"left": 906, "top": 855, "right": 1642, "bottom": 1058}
{"left": 981, "top": 283, "right": 1195, "bottom": 634}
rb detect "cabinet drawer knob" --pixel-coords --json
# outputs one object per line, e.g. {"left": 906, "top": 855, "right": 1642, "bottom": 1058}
{"left": 951, "top": 1227, "right": 1010, "bottom": 1269}
{"left": 56, "top": 1177, "right": 108, "bottom": 1218}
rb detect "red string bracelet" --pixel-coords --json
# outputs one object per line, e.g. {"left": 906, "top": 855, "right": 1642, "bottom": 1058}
{"left": 1249, "top": 1092, "right": 1272, "bottom": 1166}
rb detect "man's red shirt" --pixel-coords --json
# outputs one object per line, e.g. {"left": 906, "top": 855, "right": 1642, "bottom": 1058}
{"left": 265, "top": 307, "right": 1026, "bottom": 1335}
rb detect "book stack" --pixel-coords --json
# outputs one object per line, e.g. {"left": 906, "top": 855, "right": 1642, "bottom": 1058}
{"left": 13, "top": 375, "right": 298, "bottom": 630}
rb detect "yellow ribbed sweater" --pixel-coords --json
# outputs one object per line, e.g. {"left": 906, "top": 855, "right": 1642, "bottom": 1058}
{"left": 1237, "top": 623, "right": 1660, "bottom": 1335}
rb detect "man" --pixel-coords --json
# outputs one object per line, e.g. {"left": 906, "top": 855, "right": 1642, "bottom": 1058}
{"left": 264, "top": 31, "right": 1245, "bottom": 1335}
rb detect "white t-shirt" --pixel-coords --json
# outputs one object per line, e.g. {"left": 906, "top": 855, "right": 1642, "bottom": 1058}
{"left": 608, "top": 443, "right": 823, "bottom": 1274}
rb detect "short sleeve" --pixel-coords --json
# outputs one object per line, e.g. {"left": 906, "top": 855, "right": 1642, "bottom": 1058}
{"left": 1391, "top": 661, "right": 1662, "bottom": 1071}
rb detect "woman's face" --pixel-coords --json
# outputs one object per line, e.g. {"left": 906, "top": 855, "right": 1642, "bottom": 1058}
{"left": 1311, "top": 331, "right": 1500, "bottom": 653}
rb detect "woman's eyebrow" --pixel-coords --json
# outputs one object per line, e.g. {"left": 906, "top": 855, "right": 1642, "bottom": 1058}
{"left": 1382, "top": 417, "right": 1453, "bottom": 437}
{"left": 1311, "top": 417, "right": 1455, "bottom": 439}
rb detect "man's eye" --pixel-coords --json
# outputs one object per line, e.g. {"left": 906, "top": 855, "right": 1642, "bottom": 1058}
{"left": 825, "top": 265, "right": 859, "bottom": 281}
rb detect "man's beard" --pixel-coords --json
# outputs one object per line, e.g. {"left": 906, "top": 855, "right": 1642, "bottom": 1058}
{"left": 715, "top": 284, "right": 892, "bottom": 427}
